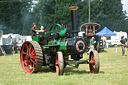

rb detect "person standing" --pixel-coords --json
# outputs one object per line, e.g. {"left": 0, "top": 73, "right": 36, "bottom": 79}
{"left": 18, "top": 38, "right": 22, "bottom": 50}
{"left": 40, "top": 26, "right": 44, "bottom": 31}
{"left": 8, "top": 34, "right": 12, "bottom": 39}
{"left": 120, "top": 36, "right": 126, "bottom": 56}
{"left": 101, "top": 35, "right": 107, "bottom": 49}
{"left": 31, "top": 22, "right": 37, "bottom": 39}
{"left": 87, "top": 37, "right": 96, "bottom": 54}
{"left": 12, "top": 39, "right": 18, "bottom": 54}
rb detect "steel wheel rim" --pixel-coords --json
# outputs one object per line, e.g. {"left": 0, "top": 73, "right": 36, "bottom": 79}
{"left": 56, "top": 52, "right": 64, "bottom": 76}
{"left": 89, "top": 52, "right": 95, "bottom": 73}
{"left": 56, "top": 54, "right": 59, "bottom": 75}
{"left": 20, "top": 42, "right": 36, "bottom": 73}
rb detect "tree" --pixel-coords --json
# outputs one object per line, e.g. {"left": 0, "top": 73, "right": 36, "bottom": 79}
{"left": 0, "top": 0, "right": 127, "bottom": 34}
{"left": 20, "top": 0, "right": 34, "bottom": 35}
{"left": 0, "top": 0, "right": 32, "bottom": 34}
{"left": 91, "top": 0, "right": 126, "bottom": 32}
{"left": 33, "top": 0, "right": 84, "bottom": 30}
{"left": 0, "top": 1, "right": 22, "bottom": 33}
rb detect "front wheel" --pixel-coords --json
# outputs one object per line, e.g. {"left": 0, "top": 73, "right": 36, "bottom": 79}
{"left": 89, "top": 50, "right": 100, "bottom": 73}
{"left": 56, "top": 51, "right": 64, "bottom": 76}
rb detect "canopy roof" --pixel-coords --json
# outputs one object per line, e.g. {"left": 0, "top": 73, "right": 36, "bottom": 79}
{"left": 80, "top": 23, "right": 101, "bottom": 29}
{"left": 96, "top": 27, "right": 116, "bottom": 36}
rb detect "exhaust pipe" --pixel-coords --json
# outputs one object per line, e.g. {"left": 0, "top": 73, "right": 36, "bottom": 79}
{"left": 69, "top": 6, "right": 78, "bottom": 37}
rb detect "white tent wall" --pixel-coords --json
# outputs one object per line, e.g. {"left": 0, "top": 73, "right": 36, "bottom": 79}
{"left": 106, "top": 31, "right": 127, "bottom": 46}
{"left": 2, "top": 34, "right": 21, "bottom": 45}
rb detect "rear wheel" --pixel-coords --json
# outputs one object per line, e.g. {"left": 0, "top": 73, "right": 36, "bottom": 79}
{"left": 20, "top": 41, "right": 43, "bottom": 73}
{"left": 89, "top": 50, "right": 100, "bottom": 73}
{"left": 56, "top": 51, "right": 64, "bottom": 76}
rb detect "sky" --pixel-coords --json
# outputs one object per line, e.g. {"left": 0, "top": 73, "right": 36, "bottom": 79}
{"left": 121, "top": 0, "right": 128, "bottom": 15}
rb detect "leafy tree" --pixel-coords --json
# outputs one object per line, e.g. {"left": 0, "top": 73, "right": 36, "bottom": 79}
{"left": 0, "top": 0, "right": 32, "bottom": 34}
{"left": 91, "top": 0, "right": 126, "bottom": 32}
{"left": 33, "top": 0, "right": 83, "bottom": 30}
{"left": 20, "top": 0, "right": 34, "bottom": 35}
{"left": 0, "top": 0, "right": 128, "bottom": 35}
{"left": 0, "top": 1, "right": 22, "bottom": 33}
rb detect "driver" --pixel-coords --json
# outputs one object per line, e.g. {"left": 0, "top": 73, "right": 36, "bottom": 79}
{"left": 31, "top": 22, "right": 37, "bottom": 39}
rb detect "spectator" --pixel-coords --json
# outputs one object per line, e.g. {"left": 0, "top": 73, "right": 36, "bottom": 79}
{"left": 120, "top": 36, "right": 126, "bottom": 57}
{"left": 87, "top": 37, "right": 96, "bottom": 54}
{"left": 8, "top": 34, "right": 12, "bottom": 45}
{"left": 18, "top": 38, "right": 22, "bottom": 50}
{"left": 8, "top": 34, "right": 12, "bottom": 39}
{"left": 12, "top": 39, "right": 18, "bottom": 54}
{"left": 101, "top": 35, "right": 107, "bottom": 49}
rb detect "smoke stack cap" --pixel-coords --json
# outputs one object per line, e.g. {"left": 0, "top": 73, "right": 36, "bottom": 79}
{"left": 69, "top": 6, "right": 78, "bottom": 10}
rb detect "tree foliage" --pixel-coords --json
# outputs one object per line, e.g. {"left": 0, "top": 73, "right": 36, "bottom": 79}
{"left": 33, "top": 0, "right": 128, "bottom": 32}
{"left": 0, "top": 0, "right": 32, "bottom": 34}
{"left": 0, "top": 0, "right": 128, "bottom": 34}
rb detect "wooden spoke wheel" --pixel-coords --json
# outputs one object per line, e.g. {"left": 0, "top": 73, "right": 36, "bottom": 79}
{"left": 89, "top": 50, "right": 100, "bottom": 73}
{"left": 56, "top": 51, "right": 64, "bottom": 76}
{"left": 20, "top": 41, "right": 43, "bottom": 73}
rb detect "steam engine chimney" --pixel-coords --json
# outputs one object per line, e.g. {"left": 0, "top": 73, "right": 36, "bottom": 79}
{"left": 69, "top": 6, "right": 78, "bottom": 37}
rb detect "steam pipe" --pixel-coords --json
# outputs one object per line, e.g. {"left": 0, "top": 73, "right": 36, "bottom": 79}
{"left": 69, "top": 6, "right": 78, "bottom": 37}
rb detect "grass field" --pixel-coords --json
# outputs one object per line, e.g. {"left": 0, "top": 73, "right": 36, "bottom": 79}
{"left": 0, "top": 47, "right": 128, "bottom": 85}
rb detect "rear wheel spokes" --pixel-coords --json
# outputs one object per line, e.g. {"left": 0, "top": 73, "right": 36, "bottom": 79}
{"left": 30, "top": 59, "right": 36, "bottom": 65}
{"left": 29, "top": 44, "right": 32, "bottom": 52}
{"left": 24, "top": 43, "right": 33, "bottom": 54}
{"left": 23, "top": 60, "right": 29, "bottom": 66}
{"left": 30, "top": 50, "right": 36, "bottom": 58}
{"left": 29, "top": 61, "right": 34, "bottom": 71}
{"left": 20, "top": 41, "right": 43, "bottom": 73}
{"left": 28, "top": 45, "right": 36, "bottom": 71}
{"left": 22, "top": 51, "right": 27, "bottom": 55}
{"left": 25, "top": 44, "right": 30, "bottom": 51}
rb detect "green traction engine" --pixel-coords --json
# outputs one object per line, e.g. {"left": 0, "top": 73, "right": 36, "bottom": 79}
{"left": 20, "top": 6, "right": 100, "bottom": 75}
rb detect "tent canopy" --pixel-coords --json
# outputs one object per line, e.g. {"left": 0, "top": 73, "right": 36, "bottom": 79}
{"left": 96, "top": 27, "right": 116, "bottom": 36}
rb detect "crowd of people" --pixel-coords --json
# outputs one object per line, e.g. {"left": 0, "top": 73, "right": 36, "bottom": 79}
{"left": 87, "top": 35, "right": 128, "bottom": 57}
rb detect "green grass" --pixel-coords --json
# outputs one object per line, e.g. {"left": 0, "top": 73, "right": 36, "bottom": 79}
{"left": 0, "top": 47, "right": 128, "bottom": 85}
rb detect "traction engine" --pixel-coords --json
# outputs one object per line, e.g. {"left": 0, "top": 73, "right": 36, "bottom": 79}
{"left": 20, "top": 6, "right": 100, "bottom": 75}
